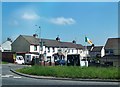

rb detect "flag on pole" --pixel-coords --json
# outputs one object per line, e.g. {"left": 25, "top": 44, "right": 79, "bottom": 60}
{"left": 85, "top": 36, "right": 93, "bottom": 45}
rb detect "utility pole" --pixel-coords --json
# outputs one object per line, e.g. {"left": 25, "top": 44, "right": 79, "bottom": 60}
{"left": 35, "top": 25, "right": 41, "bottom": 65}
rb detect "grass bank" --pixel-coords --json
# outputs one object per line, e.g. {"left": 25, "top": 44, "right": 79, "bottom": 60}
{"left": 16, "top": 66, "right": 120, "bottom": 79}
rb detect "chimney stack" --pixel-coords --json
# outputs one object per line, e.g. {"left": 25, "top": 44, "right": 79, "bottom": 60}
{"left": 72, "top": 40, "right": 76, "bottom": 44}
{"left": 33, "top": 34, "right": 38, "bottom": 38}
{"left": 7, "top": 38, "right": 12, "bottom": 42}
{"left": 56, "top": 35, "right": 60, "bottom": 41}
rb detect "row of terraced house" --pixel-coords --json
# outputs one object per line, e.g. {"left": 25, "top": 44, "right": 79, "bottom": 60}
{"left": 1, "top": 34, "right": 120, "bottom": 67}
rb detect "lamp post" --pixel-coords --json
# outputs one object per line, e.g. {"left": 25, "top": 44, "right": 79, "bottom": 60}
{"left": 35, "top": 25, "right": 41, "bottom": 65}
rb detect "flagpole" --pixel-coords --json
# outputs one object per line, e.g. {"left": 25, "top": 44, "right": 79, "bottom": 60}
{"left": 85, "top": 41, "right": 87, "bottom": 67}
{"left": 85, "top": 35, "right": 88, "bottom": 67}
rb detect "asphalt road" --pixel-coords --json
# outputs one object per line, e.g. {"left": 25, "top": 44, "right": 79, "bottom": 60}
{"left": 1, "top": 64, "right": 119, "bottom": 87}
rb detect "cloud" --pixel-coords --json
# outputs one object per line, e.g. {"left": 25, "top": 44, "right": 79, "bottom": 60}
{"left": 50, "top": 17, "right": 76, "bottom": 25}
{"left": 22, "top": 12, "right": 40, "bottom": 20}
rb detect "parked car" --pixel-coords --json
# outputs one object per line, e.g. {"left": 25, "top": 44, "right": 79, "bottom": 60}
{"left": 59, "top": 60, "right": 66, "bottom": 65}
{"left": 25, "top": 53, "right": 39, "bottom": 65}
{"left": 15, "top": 55, "right": 25, "bottom": 64}
{"left": 55, "top": 59, "right": 66, "bottom": 65}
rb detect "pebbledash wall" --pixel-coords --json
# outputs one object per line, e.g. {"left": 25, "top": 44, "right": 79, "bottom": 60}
{"left": 30, "top": 45, "right": 86, "bottom": 64}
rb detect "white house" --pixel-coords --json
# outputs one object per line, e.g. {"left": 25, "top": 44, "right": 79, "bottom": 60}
{"left": 1, "top": 38, "right": 12, "bottom": 52}
{"left": 0, "top": 45, "right": 3, "bottom": 52}
{"left": 12, "top": 35, "right": 88, "bottom": 66}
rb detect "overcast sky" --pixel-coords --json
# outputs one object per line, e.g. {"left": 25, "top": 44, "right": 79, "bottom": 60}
{"left": 2, "top": 2, "right": 118, "bottom": 46}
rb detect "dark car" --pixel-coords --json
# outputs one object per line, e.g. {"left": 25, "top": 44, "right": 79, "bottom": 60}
{"left": 55, "top": 60, "right": 66, "bottom": 65}
{"left": 59, "top": 60, "right": 66, "bottom": 65}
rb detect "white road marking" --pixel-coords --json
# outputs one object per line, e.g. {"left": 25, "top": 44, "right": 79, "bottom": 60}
{"left": 1, "top": 74, "right": 13, "bottom": 78}
{"left": 1, "top": 75, "right": 10, "bottom": 78}
{"left": 13, "top": 76, "right": 22, "bottom": 78}
{"left": 1, "top": 74, "right": 22, "bottom": 78}
{"left": 6, "top": 75, "right": 13, "bottom": 77}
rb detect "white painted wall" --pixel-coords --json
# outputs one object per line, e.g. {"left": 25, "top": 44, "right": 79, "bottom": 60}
{"left": 0, "top": 46, "right": 3, "bottom": 52}
{"left": 30, "top": 45, "right": 40, "bottom": 53}
{"left": 1, "top": 41, "right": 12, "bottom": 51}
{"left": 29, "top": 45, "right": 87, "bottom": 66}
{"left": 101, "top": 47, "right": 105, "bottom": 57}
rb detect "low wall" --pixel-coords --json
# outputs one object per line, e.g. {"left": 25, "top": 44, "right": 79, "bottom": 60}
{"left": 2, "top": 52, "right": 16, "bottom": 63}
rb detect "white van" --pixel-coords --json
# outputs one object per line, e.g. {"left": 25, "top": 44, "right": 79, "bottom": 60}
{"left": 25, "top": 54, "right": 39, "bottom": 64}
{"left": 15, "top": 55, "right": 25, "bottom": 64}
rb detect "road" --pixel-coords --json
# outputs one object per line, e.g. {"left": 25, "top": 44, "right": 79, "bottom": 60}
{"left": 1, "top": 64, "right": 119, "bottom": 87}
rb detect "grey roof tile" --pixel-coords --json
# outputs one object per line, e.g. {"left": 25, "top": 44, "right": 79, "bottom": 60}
{"left": 21, "top": 35, "right": 83, "bottom": 49}
{"left": 105, "top": 38, "right": 120, "bottom": 50}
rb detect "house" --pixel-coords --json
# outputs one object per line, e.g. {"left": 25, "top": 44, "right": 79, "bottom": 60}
{"left": 0, "top": 45, "right": 3, "bottom": 52}
{"left": 12, "top": 35, "right": 87, "bottom": 66}
{"left": 90, "top": 46, "right": 105, "bottom": 58}
{"left": 100, "top": 38, "right": 120, "bottom": 67}
{"left": 1, "top": 38, "right": 12, "bottom": 52}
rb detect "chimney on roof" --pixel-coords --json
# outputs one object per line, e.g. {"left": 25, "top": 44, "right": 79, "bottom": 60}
{"left": 33, "top": 34, "right": 38, "bottom": 38}
{"left": 7, "top": 38, "right": 12, "bottom": 42}
{"left": 90, "top": 44, "right": 94, "bottom": 51}
{"left": 56, "top": 35, "right": 60, "bottom": 41}
{"left": 72, "top": 40, "right": 76, "bottom": 44}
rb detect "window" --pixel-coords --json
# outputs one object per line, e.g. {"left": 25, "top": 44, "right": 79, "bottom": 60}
{"left": 48, "top": 47, "right": 50, "bottom": 53}
{"left": 68, "top": 49, "right": 70, "bottom": 53}
{"left": 106, "top": 49, "right": 114, "bottom": 55}
{"left": 80, "top": 50, "right": 82, "bottom": 53}
{"left": 105, "top": 50, "right": 109, "bottom": 53}
{"left": 72, "top": 49, "right": 74, "bottom": 53}
{"left": 34, "top": 45, "right": 37, "bottom": 51}
{"left": 53, "top": 47, "right": 55, "bottom": 52}
{"left": 58, "top": 49, "right": 61, "bottom": 52}
{"left": 110, "top": 50, "right": 113, "bottom": 53}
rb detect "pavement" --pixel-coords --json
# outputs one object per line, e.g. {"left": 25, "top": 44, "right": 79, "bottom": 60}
{"left": 10, "top": 65, "right": 120, "bottom": 82}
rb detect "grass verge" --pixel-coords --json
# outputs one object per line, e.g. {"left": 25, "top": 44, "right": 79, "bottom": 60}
{"left": 16, "top": 66, "right": 120, "bottom": 79}
{"left": 2, "top": 61, "right": 9, "bottom": 64}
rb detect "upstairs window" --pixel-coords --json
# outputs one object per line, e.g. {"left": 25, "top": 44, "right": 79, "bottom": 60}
{"left": 105, "top": 49, "right": 114, "bottom": 55}
{"left": 53, "top": 47, "right": 55, "bottom": 52}
{"left": 34, "top": 45, "right": 37, "bottom": 51}
{"left": 48, "top": 47, "right": 50, "bottom": 53}
{"left": 72, "top": 49, "right": 74, "bottom": 53}
{"left": 68, "top": 49, "right": 70, "bottom": 53}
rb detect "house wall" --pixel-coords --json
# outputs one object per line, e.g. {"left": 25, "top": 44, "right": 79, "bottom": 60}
{"left": 101, "top": 47, "right": 105, "bottom": 57}
{"left": 30, "top": 45, "right": 40, "bottom": 53}
{"left": 12, "top": 35, "right": 30, "bottom": 52}
{"left": 81, "top": 50, "right": 89, "bottom": 58}
{"left": 89, "top": 47, "right": 105, "bottom": 58}
{"left": 39, "top": 46, "right": 85, "bottom": 63}
{"left": 1, "top": 41, "right": 12, "bottom": 52}
{"left": 105, "top": 49, "right": 120, "bottom": 56}
{"left": 90, "top": 52, "right": 100, "bottom": 58}
{"left": 113, "top": 49, "right": 120, "bottom": 55}
{"left": 67, "top": 48, "right": 77, "bottom": 54}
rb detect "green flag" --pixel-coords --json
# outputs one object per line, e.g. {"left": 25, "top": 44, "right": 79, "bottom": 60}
{"left": 85, "top": 36, "right": 87, "bottom": 42}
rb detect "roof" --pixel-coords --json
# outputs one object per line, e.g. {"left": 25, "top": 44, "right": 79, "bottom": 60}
{"left": 92, "top": 46, "right": 103, "bottom": 52}
{"left": 105, "top": 38, "right": 120, "bottom": 50}
{"left": 22, "top": 35, "right": 40, "bottom": 45}
{"left": 21, "top": 35, "right": 83, "bottom": 49}
{"left": 83, "top": 46, "right": 92, "bottom": 51}
{"left": 41, "top": 39, "right": 60, "bottom": 47}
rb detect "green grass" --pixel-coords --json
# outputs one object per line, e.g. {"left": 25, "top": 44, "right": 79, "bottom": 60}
{"left": 16, "top": 66, "right": 120, "bottom": 79}
{"left": 2, "top": 61, "right": 9, "bottom": 64}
